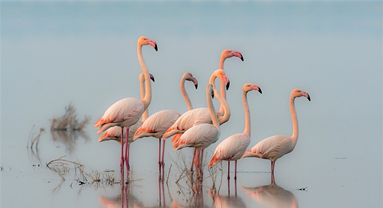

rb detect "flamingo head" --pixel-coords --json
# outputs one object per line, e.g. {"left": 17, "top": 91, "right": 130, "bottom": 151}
{"left": 244, "top": 83, "right": 262, "bottom": 94}
{"left": 215, "top": 69, "right": 231, "bottom": 90}
{"left": 292, "top": 89, "right": 311, "bottom": 101}
{"left": 222, "top": 49, "right": 244, "bottom": 61}
{"left": 184, "top": 72, "right": 198, "bottom": 89}
{"left": 138, "top": 36, "right": 158, "bottom": 51}
{"left": 98, "top": 132, "right": 121, "bottom": 143}
{"left": 207, "top": 83, "right": 215, "bottom": 99}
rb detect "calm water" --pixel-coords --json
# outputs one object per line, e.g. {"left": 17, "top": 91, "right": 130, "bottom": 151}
{"left": 1, "top": 1, "right": 382, "bottom": 208}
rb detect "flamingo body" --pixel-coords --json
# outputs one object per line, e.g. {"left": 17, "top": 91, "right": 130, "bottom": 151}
{"left": 164, "top": 107, "right": 211, "bottom": 139}
{"left": 209, "top": 133, "right": 250, "bottom": 166}
{"left": 173, "top": 123, "right": 220, "bottom": 150}
{"left": 134, "top": 110, "right": 181, "bottom": 139}
{"left": 95, "top": 97, "right": 144, "bottom": 134}
{"left": 242, "top": 135, "right": 295, "bottom": 161}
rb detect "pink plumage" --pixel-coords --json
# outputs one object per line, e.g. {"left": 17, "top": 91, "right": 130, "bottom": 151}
{"left": 95, "top": 98, "right": 145, "bottom": 134}
{"left": 241, "top": 89, "right": 311, "bottom": 174}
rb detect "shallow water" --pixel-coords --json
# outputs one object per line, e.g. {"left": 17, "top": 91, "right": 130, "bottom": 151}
{"left": 1, "top": 1, "right": 382, "bottom": 208}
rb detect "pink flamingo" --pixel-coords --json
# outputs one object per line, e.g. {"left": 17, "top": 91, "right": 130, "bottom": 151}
{"left": 98, "top": 73, "right": 155, "bottom": 144}
{"left": 241, "top": 89, "right": 311, "bottom": 174}
{"left": 173, "top": 84, "right": 224, "bottom": 178}
{"left": 209, "top": 84, "right": 262, "bottom": 181}
{"left": 163, "top": 69, "right": 231, "bottom": 173}
{"left": 94, "top": 36, "right": 158, "bottom": 179}
{"left": 133, "top": 72, "right": 198, "bottom": 180}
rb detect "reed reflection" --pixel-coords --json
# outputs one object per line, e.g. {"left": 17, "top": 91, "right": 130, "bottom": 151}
{"left": 50, "top": 129, "right": 90, "bottom": 153}
{"left": 242, "top": 181, "right": 298, "bottom": 208}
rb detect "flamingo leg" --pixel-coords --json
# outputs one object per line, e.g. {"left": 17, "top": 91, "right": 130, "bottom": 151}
{"left": 125, "top": 128, "right": 130, "bottom": 174}
{"left": 234, "top": 177, "right": 237, "bottom": 197}
{"left": 120, "top": 127, "right": 124, "bottom": 184}
{"left": 158, "top": 138, "right": 162, "bottom": 180}
{"left": 161, "top": 139, "right": 166, "bottom": 180}
{"left": 190, "top": 148, "right": 196, "bottom": 173}
{"left": 199, "top": 149, "right": 204, "bottom": 179}
{"left": 227, "top": 161, "right": 230, "bottom": 180}
{"left": 271, "top": 161, "right": 275, "bottom": 174}
{"left": 234, "top": 160, "right": 237, "bottom": 180}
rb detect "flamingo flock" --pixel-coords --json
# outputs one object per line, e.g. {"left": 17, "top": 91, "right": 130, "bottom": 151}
{"left": 94, "top": 36, "right": 311, "bottom": 184}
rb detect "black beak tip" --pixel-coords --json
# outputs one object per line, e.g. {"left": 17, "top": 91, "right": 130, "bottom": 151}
{"left": 154, "top": 44, "right": 158, "bottom": 51}
{"left": 307, "top": 95, "right": 311, "bottom": 101}
{"left": 151, "top": 77, "right": 155, "bottom": 82}
{"left": 195, "top": 84, "right": 198, "bottom": 89}
{"left": 241, "top": 56, "right": 244, "bottom": 61}
{"left": 258, "top": 88, "right": 262, "bottom": 94}
{"left": 226, "top": 81, "right": 230, "bottom": 90}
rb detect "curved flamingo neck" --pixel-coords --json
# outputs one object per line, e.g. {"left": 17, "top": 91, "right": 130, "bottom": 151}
{"left": 207, "top": 86, "right": 220, "bottom": 130}
{"left": 209, "top": 70, "right": 229, "bottom": 121}
{"left": 137, "top": 43, "right": 152, "bottom": 110}
{"left": 242, "top": 90, "right": 251, "bottom": 136}
{"left": 218, "top": 52, "right": 228, "bottom": 101}
{"left": 139, "top": 73, "right": 149, "bottom": 121}
{"left": 290, "top": 95, "right": 298, "bottom": 141}
{"left": 219, "top": 52, "right": 228, "bottom": 70}
{"left": 180, "top": 75, "right": 193, "bottom": 111}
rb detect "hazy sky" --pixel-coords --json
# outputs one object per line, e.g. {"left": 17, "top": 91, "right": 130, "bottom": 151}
{"left": 2, "top": 0, "right": 382, "bottom": 158}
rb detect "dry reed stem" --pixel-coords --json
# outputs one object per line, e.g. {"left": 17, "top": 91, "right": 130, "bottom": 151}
{"left": 50, "top": 103, "right": 91, "bottom": 131}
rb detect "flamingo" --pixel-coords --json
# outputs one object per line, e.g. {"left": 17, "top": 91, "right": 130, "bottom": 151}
{"left": 163, "top": 69, "right": 230, "bottom": 173}
{"left": 94, "top": 36, "right": 158, "bottom": 179}
{"left": 241, "top": 89, "right": 311, "bottom": 174}
{"left": 97, "top": 73, "right": 155, "bottom": 144}
{"left": 133, "top": 72, "right": 198, "bottom": 180}
{"left": 163, "top": 69, "right": 230, "bottom": 140}
{"left": 209, "top": 84, "right": 262, "bottom": 181}
{"left": 173, "top": 84, "right": 223, "bottom": 178}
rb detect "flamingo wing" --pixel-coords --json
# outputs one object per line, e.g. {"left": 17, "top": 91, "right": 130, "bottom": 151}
{"left": 209, "top": 133, "right": 250, "bottom": 166}
{"left": 134, "top": 110, "right": 181, "bottom": 140}
{"left": 95, "top": 97, "right": 145, "bottom": 134}
{"left": 173, "top": 123, "right": 220, "bottom": 150}
{"left": 163, "top": 108, "right": 211, "bottom": 140}
{"left": 242, "top": 135, "right": 294, "bottom": 161}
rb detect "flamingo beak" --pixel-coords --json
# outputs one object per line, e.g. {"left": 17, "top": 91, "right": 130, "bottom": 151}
{"left": 258, "top": 87, "right": 262, "bottom": 94}
{"left": 193, "top": 78, "right": 198, "bottom": 89}
{"left": 149, "top": 74, "right": 155, "bottom": 82}
{"left": 226, "top": 81, "right": 230, "bottom": 90}
{"left": 147, "top": 39, "right": 158, "bottom": 51}
{"left": 240, "top": 54, "right": 244, "bottom": 61}
{"left": 211, "top": 90, "right": 215, "bottom": 99}
{"left": 307, "top": 94, "right": 311, "bottom": 101}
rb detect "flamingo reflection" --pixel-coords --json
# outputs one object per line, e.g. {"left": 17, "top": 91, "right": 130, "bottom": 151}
{"left": 209, "top": 189, "right": 247, "bottom": 208}
{"left": 242, "top": 181, "right": 298, "bottom": 208}
{"left": 99, "top": 184, "right": 145, "bottom": 208}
